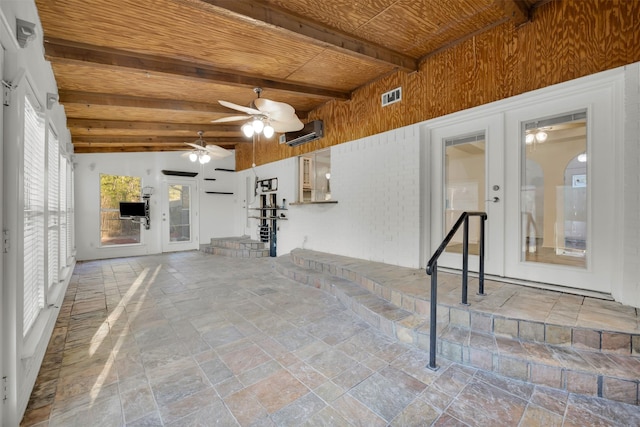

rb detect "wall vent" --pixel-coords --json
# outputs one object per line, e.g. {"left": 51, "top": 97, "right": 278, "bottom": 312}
{"left": 381, "top": 87, "right": 402, "bottom": 107}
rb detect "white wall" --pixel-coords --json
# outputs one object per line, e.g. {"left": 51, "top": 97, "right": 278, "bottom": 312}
{"left": 1, "top": 1, "right": 74, "bottom": 424}
{"left": 237, "top": 127, "right": 424, "bottom": 268}
{"left": 74, "top": 151, "right": 237, "bottom": 260}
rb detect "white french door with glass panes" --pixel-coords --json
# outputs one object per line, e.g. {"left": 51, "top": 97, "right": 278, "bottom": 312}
{"left": 429, "top": 75, "right": 620, "bottom": 295}
{"left": 162, "top": 178, "right": 199, "bottom": 252}
{"left": 503, "top": 81, "right": 619, "bottom": 294}
{"left": 430, "top": 113, "right": 505, "bottom": 276}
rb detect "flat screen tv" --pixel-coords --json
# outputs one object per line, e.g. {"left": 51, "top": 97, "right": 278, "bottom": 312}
{"left": 119, "top": 202, "right": 146, "bottom": 218}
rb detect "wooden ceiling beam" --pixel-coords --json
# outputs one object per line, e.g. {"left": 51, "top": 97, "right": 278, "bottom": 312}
{"left": 66, "top": 119, "right": 240, "bottom": 133}
{"left": 58, "top": 90, "right": 230, "bottom": 113}
{"left": 45, "top": 38, "right": 350, "bottom": 100}
{"left": 72, "top": 136, "right": 246, "bottom": 145}
{"left": 196, "top": 0, "right": 417, "bottom": 72}
{"left": 73, "top": 146, "right": 197, "bottom": 153}
{"left": 495, "top": 0, "right": 530, "bottom": 27}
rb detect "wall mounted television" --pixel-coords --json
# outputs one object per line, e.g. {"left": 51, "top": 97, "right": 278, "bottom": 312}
{"left": 119, "top": 202, "right": 146, "bottom": 218}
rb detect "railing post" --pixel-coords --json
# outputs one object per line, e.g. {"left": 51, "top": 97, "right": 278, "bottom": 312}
{"left": 428, "top": 262, "right": 438, "bottom": 370}
{"left": 461, "top": 216, "right": 469, "bottom": 305}
{"left": 478, "top": 215, "right": 486, "bottom": 296}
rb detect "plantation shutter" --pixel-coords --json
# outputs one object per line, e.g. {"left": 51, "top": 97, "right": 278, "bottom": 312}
{"left": 59, "top": 155, "right": 67, "bottom": 269}
{"left": 23, "top": 95, "right": 46, "bottom": 335}
{"left": 47, "top": 127, "right": 59, "bottom": 291}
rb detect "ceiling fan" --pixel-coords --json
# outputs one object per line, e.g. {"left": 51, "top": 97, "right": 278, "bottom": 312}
{"left": 183, "top": 131, "right": 233, "bottom": 164}
{"left": 212, "top": 87, "right": 304, "bottom": 138}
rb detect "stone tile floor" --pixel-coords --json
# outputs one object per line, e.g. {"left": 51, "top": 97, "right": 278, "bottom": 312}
{"left": 21, "top": 251, "right": 640, "bottom": 426}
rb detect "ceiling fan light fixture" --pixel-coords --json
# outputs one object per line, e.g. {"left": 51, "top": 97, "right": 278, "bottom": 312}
{"left": 188, "top": 152, "right": 198, "bottom": 162}
{"left": 199, "top": 153, "right": 211, "bottom": 164}
{"left": 263, "top": 123, "right": 274, "bottom": 138}
{"left": 525, "top": 133, "right": 535, "bottom": 145}
{"left": 252, "top": 118, "right": 264, "bottom": 133}
{"left": 242, "top": 122, "right": 254, "bottom": 138}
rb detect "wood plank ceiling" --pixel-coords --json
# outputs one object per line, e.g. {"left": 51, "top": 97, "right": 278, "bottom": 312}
{"left": 35, "top": 0, "right": 538, "bottom": 154}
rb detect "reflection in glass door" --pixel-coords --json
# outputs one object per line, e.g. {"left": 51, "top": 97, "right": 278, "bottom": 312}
{"left": 521, "top": 111, "right": 587, "bottom": 268}
{"left": 168, "top": 184, "right": 191, "bottom": 242}
{"left": 444, "top": 132, "right": 485, "bottom": 256}
{"left": 162, "top": 178, "right": 198, "bottom": 253}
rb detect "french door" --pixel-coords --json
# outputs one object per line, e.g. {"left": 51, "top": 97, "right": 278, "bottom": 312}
{"left": 503, "top": 84, "right": 617, "bottom": 294}
{"left": 430, "top": 79, "right": 618, "bottom": 295}
{"left": 430, "top": 114, "right": 505, "bottom": 276}
{"left": 162, "top": 178, "right": 199, "bottom": 252}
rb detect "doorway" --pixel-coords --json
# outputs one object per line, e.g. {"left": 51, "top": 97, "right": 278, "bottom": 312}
{"left": 430, "top": 114, "right": 505, "bottom": 276}
{"left": 162, "top": 178, "right": 199, "bottom": 252}
{"left": 429, "top": 78, "right": 618, "bottom": 296}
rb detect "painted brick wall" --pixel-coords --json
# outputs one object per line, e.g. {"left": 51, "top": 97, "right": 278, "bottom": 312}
{"left": 240, "top": 126, "right": 423, "bottom": 268}
{"left": 622, "top": 63, "right": 640, "bottom": 307}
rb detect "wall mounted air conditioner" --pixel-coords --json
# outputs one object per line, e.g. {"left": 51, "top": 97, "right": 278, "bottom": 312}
{"left": 279, "top": 120, "right": 324, "bottom": 147}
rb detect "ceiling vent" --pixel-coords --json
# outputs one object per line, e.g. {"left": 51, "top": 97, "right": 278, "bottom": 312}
{"left": 279, "top": 120, "right": 324, "bottom": 147}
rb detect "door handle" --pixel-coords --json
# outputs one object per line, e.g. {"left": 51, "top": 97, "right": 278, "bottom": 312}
{"left": 486, "top": 197, "right": 500, "bottom": 203}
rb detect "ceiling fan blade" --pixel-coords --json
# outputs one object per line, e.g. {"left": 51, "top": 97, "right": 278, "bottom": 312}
{"left": 211, "top": 115, "right": 251, "bottom": 123}
{"left": 204, "top": 144, "right": 233, "bottom": 158}
{"left": 219, "top": 100, "right": 262, "bottom": 116}
{"left": 271, "top": 117, "right": 304, "bottom": 133}
{"left": 254, "top": 98, "right": 295, "bottom": 116}
{"left": 184, "top": 142, "right": 204, "bottom": 150}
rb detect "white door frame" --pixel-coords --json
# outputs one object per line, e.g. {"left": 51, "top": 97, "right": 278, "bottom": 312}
{"left": 429, "top": 113, "right": 505, "bottom": 277}
{"left": 0, "top": 40, "right": 5, "bottom": 426}
{"left": 161, "top": 177, "right": 199, "bottom": 252}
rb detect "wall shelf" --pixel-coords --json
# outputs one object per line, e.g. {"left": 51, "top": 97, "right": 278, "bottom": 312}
{"left": 290, "top": 200, "right": 338, "bottom": 205}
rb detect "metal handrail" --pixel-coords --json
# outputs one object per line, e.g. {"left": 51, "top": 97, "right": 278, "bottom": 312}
{"left": 425, "top": 211, "right": 487, "bottom": 370}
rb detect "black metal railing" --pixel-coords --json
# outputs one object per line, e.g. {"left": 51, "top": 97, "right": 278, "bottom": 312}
{"left": 425, "top": 211, "right": 487, "bottom": 370}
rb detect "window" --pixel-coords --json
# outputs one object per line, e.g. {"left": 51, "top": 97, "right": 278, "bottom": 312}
{"left": 100, "top": 174, "right": 142, "bottom": 245}
{"left": 23, "top": 95, "right": 46, "bottom": 336}
{"left": 298, "top": 149, "right": 331, "bottom": 202}
{"left": 47, "top": 127, "right": 59, "bottom": 291}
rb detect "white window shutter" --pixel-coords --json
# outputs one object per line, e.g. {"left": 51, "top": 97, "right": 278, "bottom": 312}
{"left": 23, "top": 95, "right": 46, "bottom": 335}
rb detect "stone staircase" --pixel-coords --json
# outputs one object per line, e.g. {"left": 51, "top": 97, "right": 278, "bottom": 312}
{"left": 201, "top": 236, "right": 269, "bottom": 258}
{"left": 273, "top": 249, "right": 640, "bottom": 406}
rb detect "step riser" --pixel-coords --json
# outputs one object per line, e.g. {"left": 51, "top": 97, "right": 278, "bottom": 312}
{"left": 278, "top": 252, "right": 640, "bottom": 406}
{"left": 209, "top": 239, "right": 267, "bottom": 250}
{"left": 202, "top": 246, "right": 269, "bottom": 258}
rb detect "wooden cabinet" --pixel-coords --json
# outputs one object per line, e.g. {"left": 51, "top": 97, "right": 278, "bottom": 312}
{"left": 299, "top": 156, "right": 315, "bottom": 202}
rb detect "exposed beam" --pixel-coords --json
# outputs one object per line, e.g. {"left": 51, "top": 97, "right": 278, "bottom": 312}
{"left": 58, "top": 90, "right": 230, "bottom": 113}
{"left": 495, "top": 0, "right": 530, "bottom": 27}
{"left": 66, "top": 119, "right": 240, "bottom": 133}
{"left": 73, "top": 146, "right": 195, "bottom": 153}
{"left": 71, "top": 136, "right": 246, "bottom": 145}
{"left": 45, "top": 38, "right": 350, "bottom": 100}
{"left": 196, "top": 0, "right": 417, "bottom": 72}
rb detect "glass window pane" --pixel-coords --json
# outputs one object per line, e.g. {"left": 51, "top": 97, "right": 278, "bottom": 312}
{"left": 444, "top": 133, "right": 485, "bottom": 255}
{"left": 169, "top": 184, "right": 191, "bottom": 242}
{"left": 100, "top": 174, "right": 142, "bottom": 245}
{"left": 521, "top": 112, "right": 587, "bottom": 268}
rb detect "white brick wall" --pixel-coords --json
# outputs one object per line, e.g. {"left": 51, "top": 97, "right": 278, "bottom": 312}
{"left": 239, "top": 126, "right": 423, "bottom": 268}
{"left": 622, "top": 62, "right": 640, "bottom": 307}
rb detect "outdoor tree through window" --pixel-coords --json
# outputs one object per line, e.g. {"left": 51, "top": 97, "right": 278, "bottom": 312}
{"left": 100, "top": 174, "right": 142, "bottom": 245}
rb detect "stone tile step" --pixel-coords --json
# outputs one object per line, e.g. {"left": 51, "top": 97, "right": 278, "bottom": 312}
{"left": 208, "top": 236, "right": 267, "bottom": 250}
{"left": 201, "top": 245, "right": 269, "bottom": 258}
{"left": 274, "top": 252, "right": 640, "bottom": 406}
{"left": 438, "top": 325, "right": 640, "bottom": 406}
{"left": 289, "top": 249, "right": 640, "bottom": 357}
